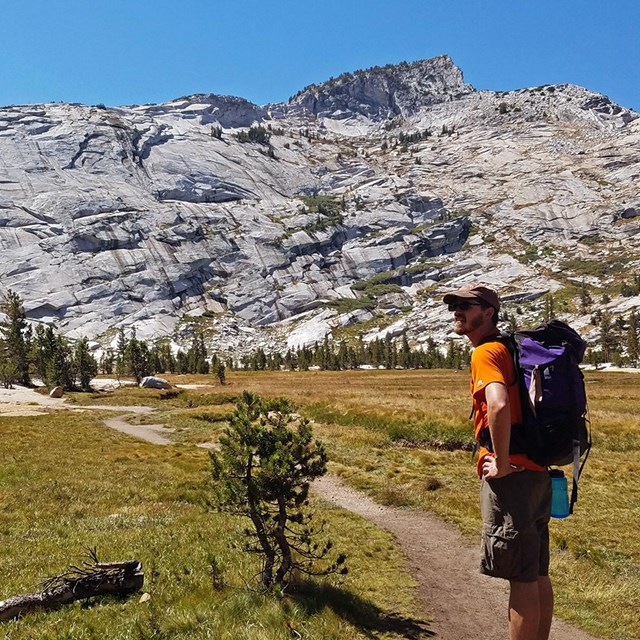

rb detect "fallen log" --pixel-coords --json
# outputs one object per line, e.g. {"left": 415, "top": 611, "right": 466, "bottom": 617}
{"left": 0, "top": 550, "right": 144, "bottom": 621}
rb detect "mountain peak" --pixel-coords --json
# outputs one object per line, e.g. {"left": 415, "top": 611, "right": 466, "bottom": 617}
{"left": 288, "top": 55, "right": 474, "bottom": 120}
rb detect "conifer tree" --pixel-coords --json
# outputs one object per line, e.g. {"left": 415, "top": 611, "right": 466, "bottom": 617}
{"left": 100, "top": 348, "right": 115, "bottom": 375}
{"left": 115, "top": 327, "right": 128, "bottom": 382}
{"left": 543, "top": 293, "right": 556, "bottom": 322}
{"left": 125, "top": 329, "right": 151, "bottom": 383}
{"left": 30, "top": 324, "right": 49, "bottom": 383}
{"left": 176, "top": 350, "right": 188, "bottom": 374}
{"left": 45, "top": 335, "right": 74, "bottom": 389}
{"left": 0, "top": 289, "right": 31, "bottom": 386}
{"left": 215, "top": 361, "right": 226, "bottom": 385}
{"left": 210, "top": 392, "right": 346, "bottom": 589}
{"left": 74, "top": 337, "right": 99, "bottom": 391}
{"left": 398, "top": 334, "right": 411, "bottom": 368}
{"left": 187, "top": 331, "right": 209, "bottom": 374}
{"left": 627, "top": 311, "right": 639, "bottom": 366}
{"left": 599, "top": 312, "right": 617, "bottom": 362}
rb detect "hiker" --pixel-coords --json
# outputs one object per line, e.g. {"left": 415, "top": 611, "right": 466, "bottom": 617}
{"left": 443, "top": 283, "right": 553, "bottom": 640}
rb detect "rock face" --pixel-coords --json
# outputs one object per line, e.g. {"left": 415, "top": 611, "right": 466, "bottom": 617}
{"left": 288, "top": 55, "right": 473, "bottom": 119}
{"left": 0, "top": 56, "right": 638, "bottom": 354}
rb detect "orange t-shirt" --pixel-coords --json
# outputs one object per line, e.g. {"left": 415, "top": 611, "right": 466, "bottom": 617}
{"left": 471, "top": 339, "right": 545, "bottom": 476}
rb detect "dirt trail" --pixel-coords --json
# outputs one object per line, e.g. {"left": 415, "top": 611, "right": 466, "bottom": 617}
{"left": 83, "top": 405, "right": 173, "bottom": 444}
{"left": 102, "top": 414, "right": 173, "bottom": 445}
{"left": 313, "top": 475, "right": 598, "bottom": 640}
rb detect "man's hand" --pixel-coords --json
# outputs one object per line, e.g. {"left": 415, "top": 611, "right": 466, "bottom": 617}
{"left": 481, "top": 455, "right": 524, "bottom": 479}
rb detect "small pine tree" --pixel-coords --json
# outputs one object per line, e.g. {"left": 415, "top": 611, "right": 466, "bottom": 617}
{"left": 627, "top": 311, "right": 639, "bottom": 366}
{"left": 115, "top": 327, "right": 128, "bottom": 382}
{"left": 215, "top": 361, "right": 225, "bottom": 385}
{"left": 210, "top": 392, "right": 346, "bottom": 589}
{"left": 543, "top": 294, "right": 556, "bottom": 321}
{"left": 580, "top": 279, "right": 592, "bottom": 313}
{"left": 0, "top": 355, "right": 18, "bottom": 389}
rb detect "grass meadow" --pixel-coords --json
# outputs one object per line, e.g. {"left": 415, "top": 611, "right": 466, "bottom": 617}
{"left": 1, "top": 369, "right": 638, "bottom": 638}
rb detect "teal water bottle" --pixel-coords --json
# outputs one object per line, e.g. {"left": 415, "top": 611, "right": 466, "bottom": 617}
{"left": 550, "top": 470, "right": 570, "bottom": 518}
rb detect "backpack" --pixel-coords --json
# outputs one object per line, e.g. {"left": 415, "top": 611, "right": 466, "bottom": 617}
{"left": 479, "top": 320, "right": 591, "bottom": 513}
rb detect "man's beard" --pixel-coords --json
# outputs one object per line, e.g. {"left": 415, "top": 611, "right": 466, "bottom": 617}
{"left": 453, "top": 313, "right": 485, "bottom": 336}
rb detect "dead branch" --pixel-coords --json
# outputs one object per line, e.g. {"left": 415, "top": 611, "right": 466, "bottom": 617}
{"left": 0, "top": 550, "right": 144, "bottom": 621}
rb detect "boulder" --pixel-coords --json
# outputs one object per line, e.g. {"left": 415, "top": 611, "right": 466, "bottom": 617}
{"left": 139, "top": 376, "right": 172, "bottom": 389}
{"left": 49, "top": 386, "right": 64, "bottom": 398}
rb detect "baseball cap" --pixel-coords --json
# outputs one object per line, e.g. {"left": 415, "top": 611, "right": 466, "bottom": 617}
{"left": 442, "top": 283, "right": 500, "bottom": 311}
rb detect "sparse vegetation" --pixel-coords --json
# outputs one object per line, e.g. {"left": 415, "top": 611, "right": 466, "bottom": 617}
{"left": 0, "top": 405, "right": 420, "bottom": 638}
{"left": 300, "top": 195, "right": 342, "bottom": 215}
{"left": 234, "top": 125, "right": 271, "bottom": 145}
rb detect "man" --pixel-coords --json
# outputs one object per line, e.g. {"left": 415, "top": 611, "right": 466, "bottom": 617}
{"left": 443, "top": 283, "right": 553, "bottom": 640}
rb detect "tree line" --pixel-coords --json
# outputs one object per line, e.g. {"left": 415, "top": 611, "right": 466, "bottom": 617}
{"left": 239, "top": 334, "right": 470, "bottom": 372}
{"left": 0, "top": 290, "right": 226, "bottom": 390}
{"left": 0, "top": 290, "right": 99, "bottom": 390}
{"left": 99, "top": 328, "right": 226, "bottom": 384}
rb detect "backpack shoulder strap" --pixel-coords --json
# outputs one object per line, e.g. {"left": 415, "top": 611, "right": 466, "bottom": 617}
{"left": 476, "top": 331, "right": 519, "bottom": 388}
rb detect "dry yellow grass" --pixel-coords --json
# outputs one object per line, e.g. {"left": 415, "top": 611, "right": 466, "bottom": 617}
{"left": 157, "top": 368, "right": 639, "bottom": 640}
{"left": 58, "top": 368, "right": 640, "bottom": 638}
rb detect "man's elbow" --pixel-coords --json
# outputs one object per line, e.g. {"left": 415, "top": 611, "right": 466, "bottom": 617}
{"left": 484, "top": 383, "right": 510, "bottom": 414}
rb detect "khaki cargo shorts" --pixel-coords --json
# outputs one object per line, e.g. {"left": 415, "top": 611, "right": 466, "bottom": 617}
{"left": 480, "top": 470, "right": 551, "bottom": 583}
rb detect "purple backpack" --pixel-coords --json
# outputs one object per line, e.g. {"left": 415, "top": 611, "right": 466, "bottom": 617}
{"left": 482, "top": 320, "right": 591, "bottom": 512}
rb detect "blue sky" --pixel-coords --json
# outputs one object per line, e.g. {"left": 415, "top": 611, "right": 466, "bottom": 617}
{"left": 1, "top": 0, "right": 638, "bottom": 110}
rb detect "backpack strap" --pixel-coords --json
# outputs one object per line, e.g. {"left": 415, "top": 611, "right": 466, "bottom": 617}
{"left": 569, "top": 412, "right": 592, "bottom": 513}
{"left": 469, "top": 332, "right": 504, "bottom": 459}
{"left": 474, "top": 332, "right": 528, "bottom": 456}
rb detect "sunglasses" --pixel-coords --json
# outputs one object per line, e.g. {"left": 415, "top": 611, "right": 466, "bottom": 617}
{"left": 448, "top": 301, "right": 483, "bottom": 312}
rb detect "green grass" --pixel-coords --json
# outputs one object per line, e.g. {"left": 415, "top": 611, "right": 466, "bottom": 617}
{"left": 0, "top": 411, "right": 425, "bottom": 639}
{"left": 304, "top": 402, "right": 472, "bottom": 451}
{"left": 4, "top": 368, "right": 639, "bottom": 638}
{"left": 145, "top": 368, "right": 639, "bottom": 640}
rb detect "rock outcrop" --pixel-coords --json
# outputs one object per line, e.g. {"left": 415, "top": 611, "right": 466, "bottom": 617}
{"left": 0, "top": 56, "right": 638, "bottom": 355}
{"left": 288, "top": 55, "right": 473, "bottom": 120}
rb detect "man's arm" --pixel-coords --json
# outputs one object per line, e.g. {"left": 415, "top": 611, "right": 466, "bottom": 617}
{"left": 482, "top": 381, "right": 523, "bottom": 479}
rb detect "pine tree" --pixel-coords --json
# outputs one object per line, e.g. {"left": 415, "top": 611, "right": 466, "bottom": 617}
{"left": 176, "top": 350, "right": 188, "bottom": 374}
{"left": 543, "top": 293, "right": 556, "bottom": 321}
{"left": 74, "top": 337, "right": 99, "bottom": 391}
{"left": 45, "top": 335, "right": 73, "bottom": 389}
{"left": 210, "top": 392, "right": 345, "bottom": 589}
{"left": 100, "top": 348, "right": 115, "bottom": 375}
{"left": 125, "top": 329, "right": 151, "bottom": 384}
{"left": 398, "top": 334, "right": 411, "bottom": 368}
{"left": 599, "top": 312, "right": 617, "bottom": 363}
{"left": 215, "top": 361, "right": 226, "bottom": 385}
{"left": 30, "top": 324, "right": 49, "bottom": 383}
{"left": 187, "top": 331, "right": 209, "bottom": 374}
{"left": 579, "top": 279, "right": 592, "bottom": 313}
{"left": 0, "top": 289, "right": 31, "bottom": 386}
{"left": 627, "top": 311, "right": 639, "bottom": 366}
{"left": 115, "top": 327, "right": 128, "bottom": 382}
